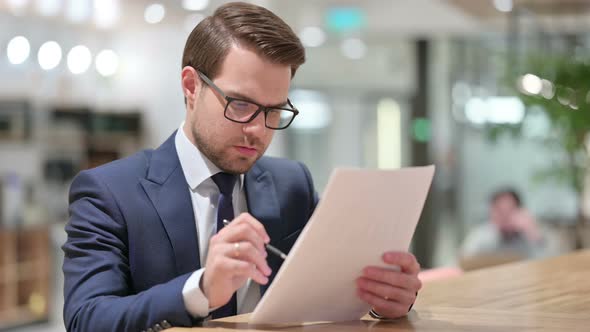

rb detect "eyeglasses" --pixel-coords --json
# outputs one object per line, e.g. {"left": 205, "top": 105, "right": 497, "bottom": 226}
{"left": 197, "top": 71, "right": 299, "bottom": 130}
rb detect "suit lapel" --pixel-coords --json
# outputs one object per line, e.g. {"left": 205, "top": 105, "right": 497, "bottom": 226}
{"left": 245, "top": 162, "right": 283, "bottom": 294}
{"left": 245, "top": 163, "right": 283, "bottom": 245}
{"left": 140, "top": 133, "right": 201, "bottom": 275}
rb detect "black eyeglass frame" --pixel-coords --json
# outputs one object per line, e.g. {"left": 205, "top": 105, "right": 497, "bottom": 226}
{"left": 197, "top": 71, "right": 299, "bottom": 130}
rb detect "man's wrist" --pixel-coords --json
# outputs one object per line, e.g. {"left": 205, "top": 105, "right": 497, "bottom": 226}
{"left": 368, "top": 292, "right": 417, "bottom": 320}
{"left": 369, "top": 303, "right": 414, "bottom": 320}
{"left": 182, "top": 268, "right": 211, "bottom": 318}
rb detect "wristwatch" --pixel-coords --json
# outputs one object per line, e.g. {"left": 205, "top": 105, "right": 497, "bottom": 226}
{"left": 369, "top": 300, "right": 415, "bottom": 319}
{"left": 368, "top": 308, "right": 386, "bottom": 319}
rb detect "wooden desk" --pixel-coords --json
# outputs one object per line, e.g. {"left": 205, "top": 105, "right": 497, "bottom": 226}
{"left": 170, "top": 250, "right": 590, "bottom": 331}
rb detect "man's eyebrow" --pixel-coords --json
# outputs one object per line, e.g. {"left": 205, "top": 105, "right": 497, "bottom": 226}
{"left": 226, "top": 90, "right": 289, "bottom": 108}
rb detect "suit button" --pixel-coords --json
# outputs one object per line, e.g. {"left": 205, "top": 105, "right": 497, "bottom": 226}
{"left": 161, "top": 320, "right": 172, "bottom": 328}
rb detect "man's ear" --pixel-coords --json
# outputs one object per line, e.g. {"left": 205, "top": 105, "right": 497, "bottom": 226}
{"left": 181, "top": 66, "right": 201, "bottom": 105}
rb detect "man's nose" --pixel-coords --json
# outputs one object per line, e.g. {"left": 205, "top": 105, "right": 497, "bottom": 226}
{"left": 242, "top": 110, "right": 267, "bottom": 135}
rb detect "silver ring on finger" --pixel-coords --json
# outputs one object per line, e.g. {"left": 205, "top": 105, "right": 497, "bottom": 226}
{"left": 233, "top": 242, "right": 241, "bottom": 258}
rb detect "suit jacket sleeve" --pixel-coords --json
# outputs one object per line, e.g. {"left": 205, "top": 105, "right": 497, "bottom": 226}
{"left": 62, "top": 170, "right": 196, "bottom": 332}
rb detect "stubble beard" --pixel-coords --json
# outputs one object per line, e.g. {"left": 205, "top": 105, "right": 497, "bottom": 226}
{"left": 191, "top": 124, "right": 261, "bottom": 175}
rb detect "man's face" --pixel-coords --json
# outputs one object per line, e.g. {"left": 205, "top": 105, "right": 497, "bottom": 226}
{"left": 184, "top": 45, "right": 291, "bottom": 174}
{"left": 490, "top": 194, "right": 519, "bottom": 231}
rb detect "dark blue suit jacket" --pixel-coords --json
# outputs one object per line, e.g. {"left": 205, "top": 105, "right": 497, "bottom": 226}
{"left": 62, "top": 133, "right": 318, "bottom": 332}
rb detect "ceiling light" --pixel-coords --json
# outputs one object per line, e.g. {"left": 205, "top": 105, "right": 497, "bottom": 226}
{"left": 182, "top": 0, "right": 209, "bottom": 11}
{"left": 144, "top": 3, "right": 165, "bottom": 24}
{"left": 519, "top": 74, "right": 542, "bottom": 95}
{"left": 38, "top": 41, "right": 63, "bottom": 70}
{"left": 540, "top": 79, "right": 555, "bottom": 99}
{"left": 299, "top": 27, "right": 326, "bottom": 48}
{"left": 95, "top": 49, "right": 119, "bottom": 77}
{"left": 67, "top": 45, "right": 92, "bottom": 74}
{"left": 7, "top": 36, "right": 30, "bottom": 65}
{"left": 93, "top": 0, "right": 120, "bottom": 29}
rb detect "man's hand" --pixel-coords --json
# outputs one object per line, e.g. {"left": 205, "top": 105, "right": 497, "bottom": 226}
{"left": 201, "top": 213, "right": 272, "bottom": 308}
{"left": 510, "top": 208, "right": 542, "bottom": 242}
{"left": 356, "top": 252, "right": 422, "bottom": 319}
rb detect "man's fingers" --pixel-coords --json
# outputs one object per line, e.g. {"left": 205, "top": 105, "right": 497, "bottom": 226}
{"left": 219, "top": 257, "right": 269, "bottom": 285}
{"left": 217, "top": 222, "right": 266, "bottom": 252}
{"left": 382, "top": 252, "right": 421, "bottom": 275}
{"left": 233, "top": 213, "right": 270, "bottom": 243}
{"left": 223, "top": 241, "right": 271, "bottom": 276}
{"left": 356, "top": 277, "right": 416, "bottom": 305}
{"left": 362, "top": 267, "right": 422, "bottom": 292}
{"left": 247, "top": 264, "right": 270, "bottom": 285}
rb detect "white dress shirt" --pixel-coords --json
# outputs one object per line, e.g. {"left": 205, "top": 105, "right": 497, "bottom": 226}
{"left": 176, "top": 124, "right": 261, "bottom": 318}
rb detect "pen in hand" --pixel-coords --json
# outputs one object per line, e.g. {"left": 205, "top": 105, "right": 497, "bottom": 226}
{"left": 222, "top": 219, "right": 288, "bottom": 260}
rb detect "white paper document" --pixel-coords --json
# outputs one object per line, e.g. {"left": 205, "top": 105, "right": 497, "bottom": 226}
{"left": 249, "top": 165, "right": 435, "bottom": 324}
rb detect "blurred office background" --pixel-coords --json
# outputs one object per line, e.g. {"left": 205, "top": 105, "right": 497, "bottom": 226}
{"left": 1, "top": 0, "right": 590, "bottom": 330}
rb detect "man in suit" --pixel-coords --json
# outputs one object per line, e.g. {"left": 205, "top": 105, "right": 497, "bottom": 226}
{"left": 62, "top": 2, "right": 422, "bottom": 331}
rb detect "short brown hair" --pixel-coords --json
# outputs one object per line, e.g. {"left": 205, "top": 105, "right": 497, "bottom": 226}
{"left": 182, "top": 1, "right": 305, "bottom": 80}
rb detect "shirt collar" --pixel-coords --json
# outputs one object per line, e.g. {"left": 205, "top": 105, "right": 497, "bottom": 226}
{"left": 175, "top": 122, "right": 244, "bottom": 191}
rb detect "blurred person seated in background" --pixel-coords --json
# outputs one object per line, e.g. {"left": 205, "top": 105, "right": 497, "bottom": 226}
{"left": 460, "top": 188, "right": 554, "bottom": 269}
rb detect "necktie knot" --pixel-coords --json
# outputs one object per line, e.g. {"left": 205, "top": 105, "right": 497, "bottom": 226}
{"left": 212, "top": 172, "right": 237, "bottom": 196}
